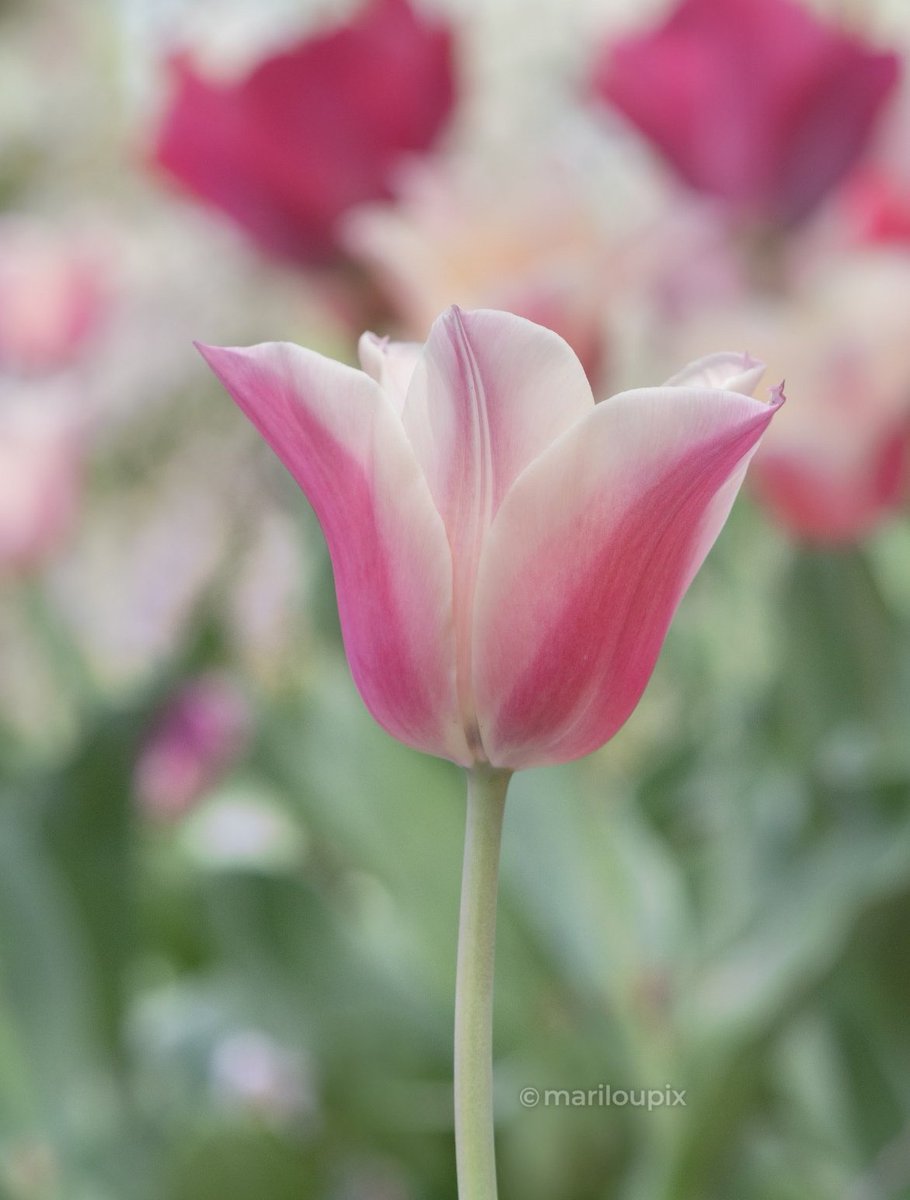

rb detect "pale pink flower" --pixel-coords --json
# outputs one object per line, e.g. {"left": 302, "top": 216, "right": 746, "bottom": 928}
{"left": 210, "top": 1030, "right": 314, "bottom": 1125}
{"left": 199, "top": 309, "right": 780, "bottom": 769}
{"left": 343, "top": 163, "right": 611, "bottom": 384}
{"left": 0, "top": 384, "right": 84, "bottom": 572}
{"left": 674, "top": 253, "right": 910, "bottom": 542}
{"left": 0, "top": 219, "right": 104, "bottom": 372}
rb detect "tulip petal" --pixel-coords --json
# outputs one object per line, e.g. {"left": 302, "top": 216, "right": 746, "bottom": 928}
{"left": 197, "top": 341, "right": 470, "bottom": 764}
{"left": 403, "top": 308, "right": 595, "bottom": 521}
{"left": 664, "top": 351, "right": 765, "bottom": 394}
{"left": 400, "top": 306, "right": 595, "bottom": 734}
{"left": 357, "top": 332, "right": 422, "bottom": 413}
{"left": 473, "top": 383, "right": 782, "bottom": 769}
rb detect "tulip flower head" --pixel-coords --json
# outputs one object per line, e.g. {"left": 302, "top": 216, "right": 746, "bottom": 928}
{"left": 591, "top": 0, "right": 900, "bottom": 228}
{"left": 199, "top": 309, "right": 781, "bottom": 769}
{"left": 153, "top": 0, "right": 455, "bottom": 265}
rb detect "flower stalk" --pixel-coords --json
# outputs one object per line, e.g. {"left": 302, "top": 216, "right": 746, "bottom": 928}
{"left": 454, "top": 764, "right": 511, "bottom": 1200}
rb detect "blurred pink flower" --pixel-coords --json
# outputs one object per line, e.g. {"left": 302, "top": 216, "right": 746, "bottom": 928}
{"left": 0, "top": 385, "right": 84, "bottom": 572}
{"left": 199, "top": 308, "right": 780, "bottom": 770}
{"left": 135, "top": 672, "right": 251, "bottom": 819}
{"left": 591, "top": 0, "right": 899, "bottom": 227}
{"left": 752, "top": 333, "right": 910, "bottom": 544}
{"left": 841, "top": 167, "right": 910, "bottom": 246}
{"left": 0, "top": 219, "right": 105, "bottom": 372}
{"left": 753, "top": 426, "right": 909, "bottom": 544}
{"left": 673, "top": 254, "right": 910, "bottom": 543}
{"left": 343, "top": 162, "right": 611, "bottom": 384}
{"left": 152, "top": 0, "right": 455, "bottom": 265}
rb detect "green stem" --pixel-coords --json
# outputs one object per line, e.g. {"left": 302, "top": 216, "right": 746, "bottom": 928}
{"left": 454, "top": 763, "right": 511, "bottom": 1200}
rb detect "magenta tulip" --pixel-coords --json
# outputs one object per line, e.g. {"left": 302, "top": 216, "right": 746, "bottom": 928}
{"left": 591, "top": 0, "right": 899, "bottom": 227}
{"left": 153, "top": 0, "right": 455, "bottom": 265}
{"left": 199, "top": 309, "right": 781, "bottom": 769}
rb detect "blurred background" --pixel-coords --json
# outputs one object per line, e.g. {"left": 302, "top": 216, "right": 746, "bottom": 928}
{"left": 2, "top": 0, "right": 910, "bottom": 1196}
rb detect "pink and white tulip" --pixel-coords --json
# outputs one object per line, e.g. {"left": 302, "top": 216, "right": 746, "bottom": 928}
{"left": 199, "top": 309, "right": 781, "bottom": 769}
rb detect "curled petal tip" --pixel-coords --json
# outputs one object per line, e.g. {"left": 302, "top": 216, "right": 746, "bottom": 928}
{"left": 194, "top": 342, "right": 242, "bottom": 383}
{"left": 770, "top": 380, "right": 787, "bottom": 407}
{"left": 193, "top": 339, "right": 222, "bottom": 364}
{"left": 194, "top": 342, "right": 248, "bottom": 378}
{"left": 445, "top": 303, "right": 468, "bottom": 332}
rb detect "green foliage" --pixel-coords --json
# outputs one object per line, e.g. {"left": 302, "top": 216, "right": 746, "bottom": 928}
{"left": 3, "top": 509, "right": 910, "bottom": 1200}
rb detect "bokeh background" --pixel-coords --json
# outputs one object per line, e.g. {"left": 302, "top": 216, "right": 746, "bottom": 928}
{"left": 3, "top": 0, "right": 910, "bottom": 1197}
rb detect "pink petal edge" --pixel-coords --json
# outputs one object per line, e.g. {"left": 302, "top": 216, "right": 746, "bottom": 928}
{"left": 196, "top": 339, "right": 471, "bottom": 765}
{"left": 473, "top": 379, "right": 783, "bottom": 769}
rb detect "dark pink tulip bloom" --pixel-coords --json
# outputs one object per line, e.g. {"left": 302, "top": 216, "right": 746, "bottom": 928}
{"left": 153, "top": 0, "right": 455, "bottom": 265}
{"left": 135, "top": 673, "right": 251, "bottom": 819}
{"left": 199, "top": 310, "right": 781, "bottom": 769}
{"left": 591, "top": 0, "right": 899, "bottom": 227}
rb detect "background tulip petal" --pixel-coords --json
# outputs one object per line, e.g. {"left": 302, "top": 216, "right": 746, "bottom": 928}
{"left": 752, "top": 426, "right": 910, "bottom": 543}
{"left": 197, "top": 341, "right": 470, "bottom": 764}
{"left": 592, "top": 0, "right": 899, "bottom": 226}
{"left": 153, "top": 0, "right": 455, "bottom": 264}
{"left": 400, "top": 307, "right": 595, "bottom": 734}
{"left": 473, "top": 384, "right": 782, "bottom": 769}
